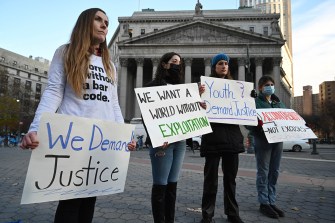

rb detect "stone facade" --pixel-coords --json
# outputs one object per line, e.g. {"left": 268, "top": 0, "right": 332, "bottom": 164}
{"left": 0, "top": 47, "right": 49, "bottom": 132}
{"left": 108, "top": 4, "right": 292, "bottom": 120}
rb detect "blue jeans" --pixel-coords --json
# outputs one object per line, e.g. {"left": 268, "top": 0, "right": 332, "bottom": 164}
{"left": 149, "top": 140, "right": 186, "bottom": 185}
{"left": 254, "top": 135, "right": 283, "bottom": 205}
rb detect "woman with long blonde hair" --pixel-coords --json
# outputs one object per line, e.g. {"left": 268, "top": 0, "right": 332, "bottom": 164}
{"left": 21, "top": 8, "right": 136, "bottom": 223}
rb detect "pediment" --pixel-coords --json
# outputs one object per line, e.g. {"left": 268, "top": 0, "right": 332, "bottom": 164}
{"left": 117, "top": 20, "right": 284, "bottom": 46}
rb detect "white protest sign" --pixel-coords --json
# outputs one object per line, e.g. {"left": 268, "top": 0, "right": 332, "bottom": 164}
{"left": 201, "top": 76, "right": 257, "bottom": 125}
{"left": 21, "top": 113, "right": 135, "bottom": 204}
{"left": 257, "top": 108, "right": 318, "bottom": 143}
{"left": 134, "top": 83, "right": 212, "bottom": 148}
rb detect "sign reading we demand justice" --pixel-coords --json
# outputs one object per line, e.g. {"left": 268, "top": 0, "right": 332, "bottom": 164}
{"left": 21, "top": 113, "right": 135, "bottom": 204}
{"left": 135, "top": 83, "right": 212, "bottom": 148}
{"left": 201, "top": 76, "right": 258, "bottom": 126}
{"left": 257, "top": 108, "right": 317, "bottom": 143}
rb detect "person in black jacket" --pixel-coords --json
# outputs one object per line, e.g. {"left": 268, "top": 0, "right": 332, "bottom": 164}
{"left": 200, "top": 53, "right": 245, "bottom": 223}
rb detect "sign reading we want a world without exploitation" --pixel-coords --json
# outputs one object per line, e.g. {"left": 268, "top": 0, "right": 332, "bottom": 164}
{"left": 135, "top": 83, "right": 212, "bottom": 148}
{"left": 21, "top": 113, "right": 135, "bottom": 204}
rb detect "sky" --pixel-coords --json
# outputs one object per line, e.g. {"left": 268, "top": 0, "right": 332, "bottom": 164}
{"left": 1, "top": 0, "right": 334, "bottom": 96}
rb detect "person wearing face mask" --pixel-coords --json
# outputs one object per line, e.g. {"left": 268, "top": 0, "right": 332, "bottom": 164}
{"left": 142, "top": 52, "right": 189, "bottom": 223}
{"left": 251, "top": 75, "right": 286, "bottom": 219}
{"left": 200, "top": 53, "right": 245, "bottom": 223}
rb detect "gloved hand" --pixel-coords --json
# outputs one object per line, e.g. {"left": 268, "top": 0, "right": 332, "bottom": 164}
{"left": 250, "top": 89, "right": 257, "bottom": 98}
{"left": 257, "top": 118, "right": 263, "bottom": 128}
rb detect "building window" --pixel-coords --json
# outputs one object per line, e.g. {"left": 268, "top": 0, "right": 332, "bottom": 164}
{"left": 14, "top": 77, "right": 20, "bottom": 84}
{"left": 44, "top": 71, "right": 47, "bottom": 75}
{"left": 36, "top": 83, "right": 42, "bottom": 92}
{"left": 25, "top": 80, "right": 31, "bottom": 90}
{"left": 24, "top": 65, "right": 28, "bottom": 69}
{"left": 0, "top": 57, "right": 4, "bottom": 62}
{"left": 0, "top": 75, "right": 8, "bottom": 95}
{"left": 13, "top": 61, "right": 17, "bottom": 66}
{"left": 141, "top": 29, "right": 145, "bottom": 35}
{"left": 154, "top": 28, "right": 158, "bottom": 32}
{"left": 263, "top": 27, "right": 268, "bottom": 36}
{"left": 249, "top": 27, "right": 254, "bottom": 32}
{"left": 35, "top": 68, "right": 39, "bottom": 72}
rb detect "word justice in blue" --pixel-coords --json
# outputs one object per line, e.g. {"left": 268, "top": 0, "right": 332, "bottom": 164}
{"left": 206, "top": 100, "right": 256, "bottom": 117}
{"left": 46, "top": 122, "right": 131, "bottom": 151}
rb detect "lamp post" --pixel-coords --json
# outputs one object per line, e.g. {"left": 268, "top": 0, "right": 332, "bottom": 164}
{"left": 16, "top": 98, "right": 22, "bottom": 144}
{"left": 311, "top": 139, "right": 319, "bottom": 155}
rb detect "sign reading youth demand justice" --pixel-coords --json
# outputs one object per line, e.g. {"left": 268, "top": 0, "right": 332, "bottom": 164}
{"left": 201, "top": 76, "right": 258, "bottom": 126}
{"left": 257, "top": 108, "right": 317, "bottom": 143}
{"left": 134, "top": 83, "right": 212, "bottom": 148}
{"left": 21, "top": 113, "right": 135, "bottom": 204}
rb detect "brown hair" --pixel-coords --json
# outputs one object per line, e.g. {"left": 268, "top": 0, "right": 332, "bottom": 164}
{"left": 64, "top": 8, "right": 115, "bottom": 96}
{"left": 153, "top": 52, "right": 184, "bottom": 85}
{"left": 258, "top": 75, "right": 275, "bottom": 91}
{"left": 210, "top": 65, "right": 233, "bottom": 80}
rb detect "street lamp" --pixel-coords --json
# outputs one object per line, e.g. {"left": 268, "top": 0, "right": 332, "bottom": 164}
{"left": 16, "top": 98, "right": 23, "bottom": 143}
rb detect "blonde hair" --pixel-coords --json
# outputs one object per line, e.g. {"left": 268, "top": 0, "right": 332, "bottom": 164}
{"left": 64, "top": 8, "right": 115, "bottom": 96}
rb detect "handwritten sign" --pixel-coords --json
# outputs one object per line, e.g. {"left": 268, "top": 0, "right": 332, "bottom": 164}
{"left": 134, "top": 83, "right": 212, "bottom": 148}
{"left": 21, "top": 113, "right": 135, "bottom": 204}
{"left": 201, "top": 76, "right": 257, "bottom": 125}
{"left": 257, "top": 108, "right": 317, "bottom": 143}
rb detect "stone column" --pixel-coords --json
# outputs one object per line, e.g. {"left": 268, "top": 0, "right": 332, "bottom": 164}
{"left": 255, "top": 57, "right": 264, "bottom": 90}
{"left": 119, "top": 58, "right": 128, "bottom": 117}
{"left": 152, "top": 58, "right": 159, "bottom": 79}
{"left": 273, "top": 57, "right": 282, "bottom": 95}
{"left": 135, "top": 58, "right": 144, "bottom": 117}
{"left": 184, "top": 58, "right": 192, "bottom": 83}
{"left": 204, "top": 58, "right": 211, "bottom": 76}
{"left": 237, "top": 58, "right": 246, "bottom": 81}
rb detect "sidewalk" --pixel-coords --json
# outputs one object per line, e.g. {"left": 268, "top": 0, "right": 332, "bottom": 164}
{"left": 0, "top": 147, "right": 334, "bottom": 223}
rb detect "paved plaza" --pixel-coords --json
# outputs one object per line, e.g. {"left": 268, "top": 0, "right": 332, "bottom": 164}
{"left": 0, "top": 146, "right": 335, "bottom": 223}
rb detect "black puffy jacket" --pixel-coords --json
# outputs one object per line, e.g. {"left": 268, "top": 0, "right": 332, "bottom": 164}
{"left": 200, "top": 122, "right": 245, "bottom": 157}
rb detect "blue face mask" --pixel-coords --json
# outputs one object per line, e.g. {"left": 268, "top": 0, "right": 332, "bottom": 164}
{"left": 262, "top": 86, "right": 275, "bottom": 95}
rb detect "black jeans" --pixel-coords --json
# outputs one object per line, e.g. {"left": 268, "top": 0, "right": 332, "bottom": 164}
{"left": 54, "top": 197, "right": 96, "bottom": 223}
{"left": 201, "top": 154, "right": 240, "bottom": 219}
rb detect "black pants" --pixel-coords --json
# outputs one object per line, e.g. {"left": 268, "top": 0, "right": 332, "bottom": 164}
{"left": 54, "top": 197, "right": 96, "bottom": 223}
{"left": 201, "top": 154, "right": 240, "bottom": 220}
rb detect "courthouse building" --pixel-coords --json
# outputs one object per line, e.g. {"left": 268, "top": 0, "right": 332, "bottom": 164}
{"left": 108, "top": 1, "right": 293, "bottom": 120}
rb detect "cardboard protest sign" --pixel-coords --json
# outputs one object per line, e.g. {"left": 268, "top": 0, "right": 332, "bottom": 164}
{"left": 134, "top": 83, "right": 212, "bottom": 148}
{"left": 201, "top": 76, "right": 257, "bottom": 126}
{"left": 257, "top": 108, "right": 317, "bottom": 143}
{"left": 21, "top": 113, "right": 135, "bottom": 204}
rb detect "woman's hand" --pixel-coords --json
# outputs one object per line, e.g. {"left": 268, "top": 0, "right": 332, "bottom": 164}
{"left": 127, "top": 140, "right": 137, "bottom": 151}
{"left": 20, "top": 131, "right": 39, "bottom": 150}
{"left": 198, "top": 83, "right": 205, "bottom": 96}
{"left": 199, "top": 101, "right": 207, "bottom": 110}
{"left": 161, "top": 141, "right": 169, "bottom": 149}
